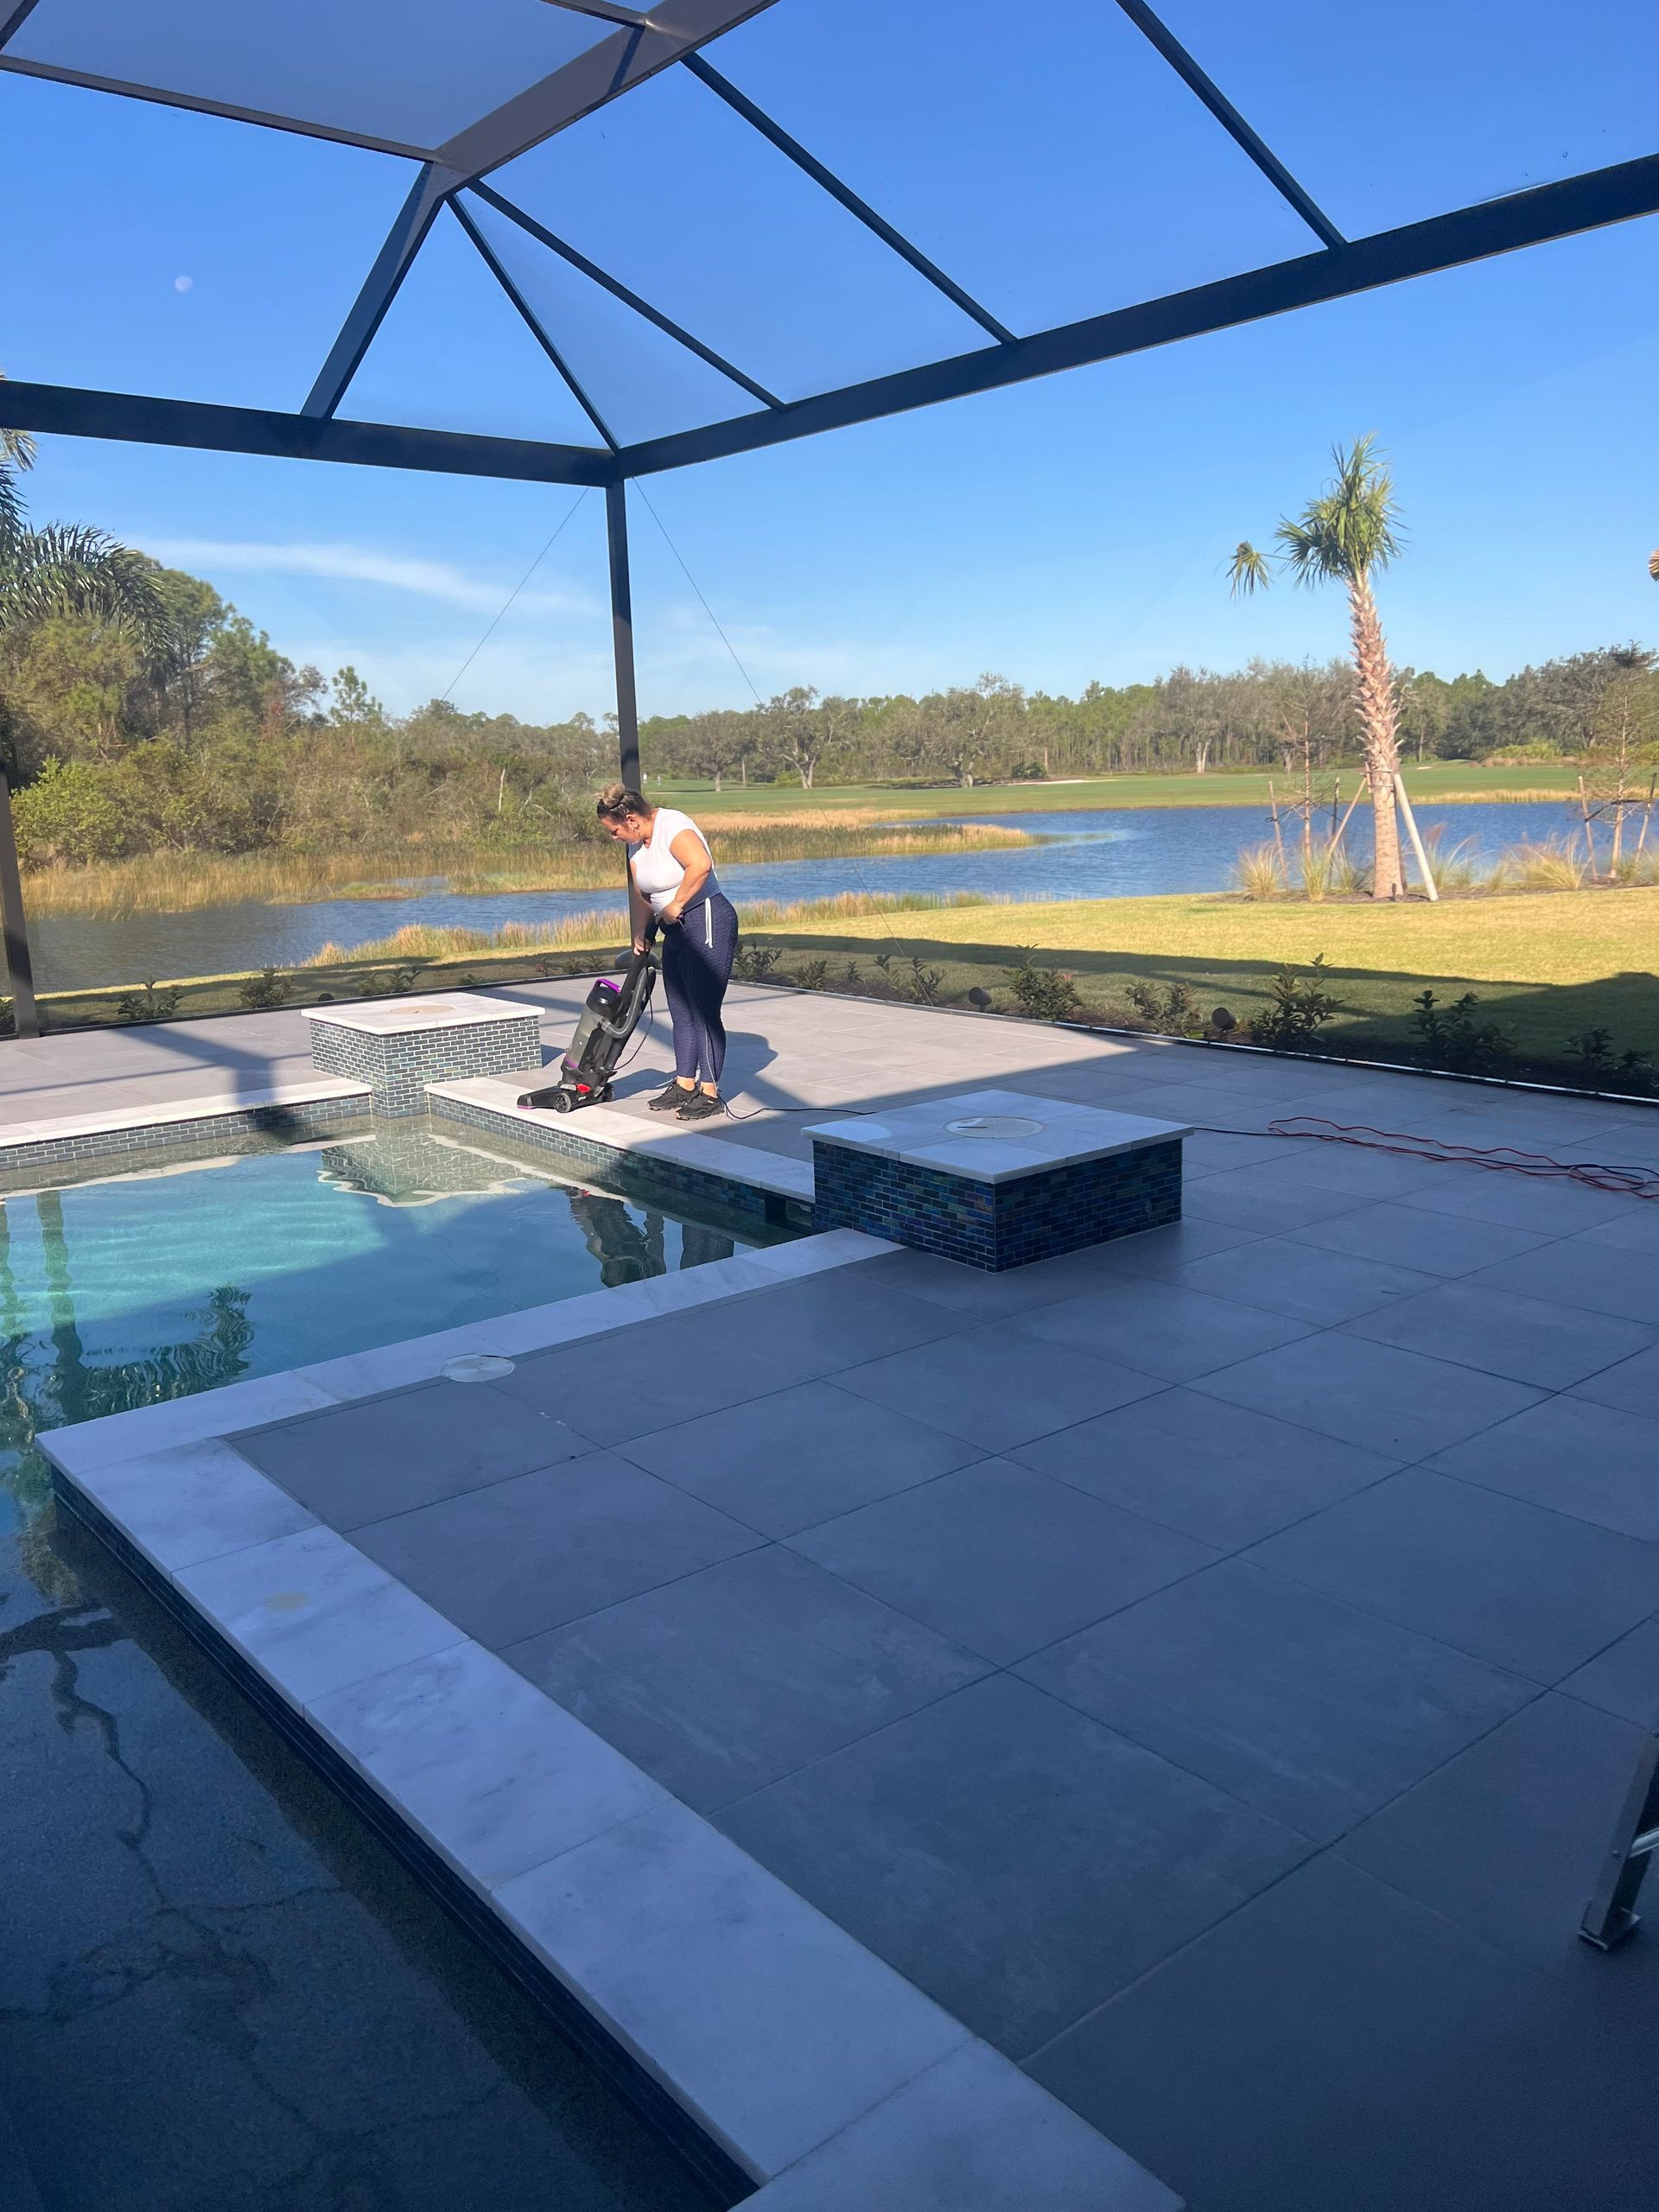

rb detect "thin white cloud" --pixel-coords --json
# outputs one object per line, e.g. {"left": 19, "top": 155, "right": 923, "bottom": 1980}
{"left": 139, "top": 537, "right": 596, "bottom": 619}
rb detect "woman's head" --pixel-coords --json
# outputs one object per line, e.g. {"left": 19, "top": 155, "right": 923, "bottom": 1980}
{"left": 595, "top": 783, "right": 652, "bottom": 842}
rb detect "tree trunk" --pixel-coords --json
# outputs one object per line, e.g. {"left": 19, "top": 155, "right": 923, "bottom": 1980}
{"left": 1348, "top": 573, "right": 1407, "bottom": 898}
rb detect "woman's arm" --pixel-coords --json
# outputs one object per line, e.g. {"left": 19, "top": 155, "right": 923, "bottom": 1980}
{"left": 626, "top": 869, "right": 653, "bottom": 954}
{"left": 659, "top": 829, "right": 711, "bottom": 924}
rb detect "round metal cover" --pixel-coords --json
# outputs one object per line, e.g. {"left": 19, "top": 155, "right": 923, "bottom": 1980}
{"left": 943, "top": 1115, "right": 1046, "bottom": 1138}
{"left": 443, "top": 1353, "right": 516, "bottom": 1382}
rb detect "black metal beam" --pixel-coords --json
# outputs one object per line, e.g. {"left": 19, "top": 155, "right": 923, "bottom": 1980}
{"left": 0, "top": 0, "right": 48, "bottom": 49}
{"left": 0, "top": 54, "right": 439, "bottom": 159}
{"left": 0, "top": 380, "right": 616, "bottom": 485}
{"left": 539, "top": 0, "right": 653, "bottom": 25}
{"left": 680, "top": 53, "right": 1016, "bottom": 345}
{"left": 607, "top": 483, "right": 641, "bottom": 790}
{"left": 615, "top": 151, "right": 1659, "bottom": 476}
{"left": 448, "top": 198, "right": 619, "bottom": 449}
{"left": 467, "top": 181, "right": 782, "bottom": 409}
{"left": 1110, "top": 0, "right": 1344, "bottom": 249}
{"left": 0, "top": 773, "right": 39, "bottom": 1040}
{"left": 438, "top": 0, "right": 779, "bottom": 182}
{"left": 303, "top": 163, "right": 463, "bottom": 419}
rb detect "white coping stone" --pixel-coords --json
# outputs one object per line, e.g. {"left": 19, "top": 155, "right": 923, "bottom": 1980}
{"left": 307, "top": 1640, "right": 669, "bottom": 1891}
{"left": 743, "top": 2040, "right": 1183, "bottom": 2211}
{"left": 79, "top": 1438, "right": 318, "bottom": 1576}
{"left": 175, "top": 1522, "right": 465, "bottom": 1704}
{"left": 3, "top": 1076, "right": 370, "bottom": 1148}
{"left": 428, "top": 1077, "right": 815, "bottom": 1201}
{"left": 308, "top": 993, "right": 538, "bottom": 1036}
{"left": 805, "top": 1087, "right": 1192, "bottom": 1187}
{"left": 41, "top": 1371, "right": 343, "bottom": 1478}
{"left": 493, "top": 1797, "right": 971, "bottom": 2183}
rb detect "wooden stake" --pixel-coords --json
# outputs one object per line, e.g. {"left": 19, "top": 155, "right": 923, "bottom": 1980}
{"left": 1393, "top": 772, "right": 1440, "bottom": 901}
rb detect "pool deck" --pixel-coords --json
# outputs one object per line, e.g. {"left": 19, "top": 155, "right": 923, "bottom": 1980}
{"left": 19, "top": 980, "right": 1659, "bottom": 2209}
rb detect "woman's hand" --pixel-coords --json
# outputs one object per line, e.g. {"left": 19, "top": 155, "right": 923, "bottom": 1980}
{"left": 632, "top": 935, "right": 647, "bottom": 955}
{"left": 659, "top": 901, "right": 683, "bottom": 927}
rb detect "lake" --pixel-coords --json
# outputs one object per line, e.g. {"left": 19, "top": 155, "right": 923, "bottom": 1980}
{"left": 31, "top": 800, "right": 1581, "bottom": 992}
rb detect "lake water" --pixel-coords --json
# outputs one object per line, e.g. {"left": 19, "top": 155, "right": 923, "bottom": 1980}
{"left": 31, "top": 799, "right": 1580, "bottom": 992}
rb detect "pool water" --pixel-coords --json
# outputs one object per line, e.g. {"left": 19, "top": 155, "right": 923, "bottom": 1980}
{"left": 0, "top": 1119, "right": 780, "bottom": 1531}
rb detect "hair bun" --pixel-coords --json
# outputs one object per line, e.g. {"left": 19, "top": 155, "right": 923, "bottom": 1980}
{"left": 595, "top": 781, "right": 648, "bottom": 823}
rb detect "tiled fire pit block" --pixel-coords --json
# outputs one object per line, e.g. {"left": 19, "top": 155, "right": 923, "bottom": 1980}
{"left": 808, "top": 1088, "right": 1188, "bottom": 1271}
{"left": 308, "top": 994, "right": 543, "bottom": 1118}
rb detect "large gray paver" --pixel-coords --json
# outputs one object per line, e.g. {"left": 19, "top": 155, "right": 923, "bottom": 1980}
{"left": 1028, "top": 1854, "right": 1656, "bottom": 2212}
{"left": 1179, "top": 1166, "right": 1369, "bottom": 1233}
{"left": 1342, "top": 1279, "right": 1654, "bottom": 1389}
{"left": 1572, "top": 1342, "right": 1659, "bottom": 1416}
{"left": 744, "top": 2042, "right": 1180, "bottom": 2212}
{"left": 1284, "top": 1200, "right": 1561, "bottom": 1275}
{"left": 1018, "top": 1277, "right": 1313, "bottom": 1382}
{"left": 659, "top": 1267, "right": 964, "bottom": 1373}
{"left": 1249, "top": 1469, "right": 1659, "bottom": 1682}
{"left": 1574, "top": 1209, "right": 1659, "bottom": 1254}
{"left": 505, "top": 1546, "right": 988, "bottom": 1813}
{"left": 1170, "top": 1235, "right": 1439, "bottom": 1324}
{"left": 1559, "top": 1618, "right": 1659, "bottom": 1728}
{"left": 1019, "top": 1558, "right": 1535, "bottom": 1843}
{"left": 851, "top": 1216, "right": 1259, "bottom": 1320}
{"left": 1338, "top": 1692, "right": 1656, "bottom": 1974}
{"left": 613, "top": 1378, "right": 984, "bottom": 1537}
{"left": 1399, "top": 1168, "right": 1645, "bottom": 1235}
{"left": 831, "top": 1320, "right": 1164, "bottom": 1452}
{"left": 352, "top": 1452, "right": 760, "bottom": 1648}
{"left": 1189, "top": 1332, "right": 1545, "bottom": 1459}
{"left": 1461, "top": 1237, "right": 1659, "bottom": 1326}
{"left": 1010, "top": 1389, "right": 1397, "bottom": 1548}
{"left": 719, "top": 1673, "right": 1308, "bottom": 2058}
{"left": 490, "top": 1309, "right": 817, "bottom": 1444}
{"left": 789, "top": 1459, "right": 1216, "bottom": 1666}
{"left": 1428, "top": 1395, "right": 1659, "bottom": 1541}
{"left": 234, "top": 1380, "right": 590, "bottom": 1529}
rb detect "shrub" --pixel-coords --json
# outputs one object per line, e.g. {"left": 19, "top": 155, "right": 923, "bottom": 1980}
{"left": 238, "top": 965, "right": 292, "bottom": 1010}
{"left": 734, "top": 943, "right": 782, "bottom": 983}
{"left": 1566, "top": 1029, "right": 1654, "bottom": 1094}
{"left": 1411, "top": 988, "right": 1513, "bottom": 1075}
{"left": 1250, "top": 957, "right": 1339, "bottom": 1052}
{"left": 1002, "top": 947, "right": 1082, "bottom": 1021}
{"left": 12, "top": 758, "right": 126, "bottom": 866}
{"left": 1126, "top": 979, "right": 1200, "bottom": 1034}
{"left": 116, "top": 978, "right": 182, "bottom": 1024}
{"left": 793, "top": 958, "right": 830, "bottom": 990}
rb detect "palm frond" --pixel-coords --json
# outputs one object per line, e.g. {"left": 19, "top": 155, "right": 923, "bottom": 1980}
{"left": 1, "top": 523, "right": 167, "bottom": 645}
{"left": 0, "top": 369, "right": 37, "bottom": 475}
{"left": 1226, "top": 541, "right": 1272, "bottom": 597}
{"left": 1274, "top": 434, "right": 1402, "bottom": 588}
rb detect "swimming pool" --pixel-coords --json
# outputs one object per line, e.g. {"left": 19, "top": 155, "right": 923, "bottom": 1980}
{"left": 0, "top": 1118, "right": 785, "bottom": 1532}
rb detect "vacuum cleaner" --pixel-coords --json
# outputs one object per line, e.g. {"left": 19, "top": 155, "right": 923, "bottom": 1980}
{"left": 516, "top": 920, "right": 658, "bottom": 1115}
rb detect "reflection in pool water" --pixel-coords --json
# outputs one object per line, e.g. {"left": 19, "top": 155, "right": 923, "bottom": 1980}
{"left": 0, "top": 1121, "right": 774, "bottom": 1538}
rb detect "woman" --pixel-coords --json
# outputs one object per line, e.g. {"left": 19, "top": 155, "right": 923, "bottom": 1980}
{"left": 595, "top": 782, "right": 739, "bottom": 1121}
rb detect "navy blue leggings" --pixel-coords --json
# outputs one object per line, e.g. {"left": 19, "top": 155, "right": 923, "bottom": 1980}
{"left": 661, "top": 893, "right": 738, "bottom": 1085}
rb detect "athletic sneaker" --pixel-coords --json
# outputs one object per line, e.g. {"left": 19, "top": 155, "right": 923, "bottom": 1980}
{"left": 648, "top": 1080, "right": 696, "bottom": 1113}
{"left": 675, "top": 1091, "right": 723, "bottom": 1121}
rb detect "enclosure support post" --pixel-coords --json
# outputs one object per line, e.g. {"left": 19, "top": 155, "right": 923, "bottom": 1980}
{"left": 1582, "top": 1736, "right": 1659, "bottom": 1950}
{"left": 607, "top": 480, "right": 640, "bottom": 792}
{"left": 0, "top": 774, "right": 40, "bottom": 1039}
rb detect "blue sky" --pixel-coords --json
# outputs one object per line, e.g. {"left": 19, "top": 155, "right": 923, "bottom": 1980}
{"left": 4, "top": 0, "right": 1656, "bottom": 721}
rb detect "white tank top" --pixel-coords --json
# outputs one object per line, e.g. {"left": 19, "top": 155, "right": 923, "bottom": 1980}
{"left": 628, "top": 807, "right": 720, "bottom": 914}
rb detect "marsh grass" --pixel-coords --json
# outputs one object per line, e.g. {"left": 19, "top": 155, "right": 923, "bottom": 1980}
{"left": 25, "top": 818, "right": 1038, "bottom": 917}
{"left": 1236, "top": 829, "right": 1653, "bottom": 902}
{"left": 1233, "top": 843, "right": 1289, "bottom": 899}
{"left": 308, "top": 888, "right": 996, "bottom": 966}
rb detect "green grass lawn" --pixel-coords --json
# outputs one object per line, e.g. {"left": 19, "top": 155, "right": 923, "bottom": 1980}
{"left": 656, "top": 763, "right": 1581, "bottom": 818}
{"left": 753, "top": 884, "right": 1659, "bottom": 1072}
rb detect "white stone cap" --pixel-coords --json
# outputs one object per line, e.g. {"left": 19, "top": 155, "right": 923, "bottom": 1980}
{"left": 307, "top": 992, "right": 540, "bottom": 1036}
{"left": 804, "top": 1087, "right": 1190, "bottom": 1186}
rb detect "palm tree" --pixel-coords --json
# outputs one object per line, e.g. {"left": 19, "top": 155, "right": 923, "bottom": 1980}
{"left": 1229, "top": 435, "right": 1410, "bottom": 899}
{"left": 1, "top": 374, "right": 164, "bottom": 1036}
